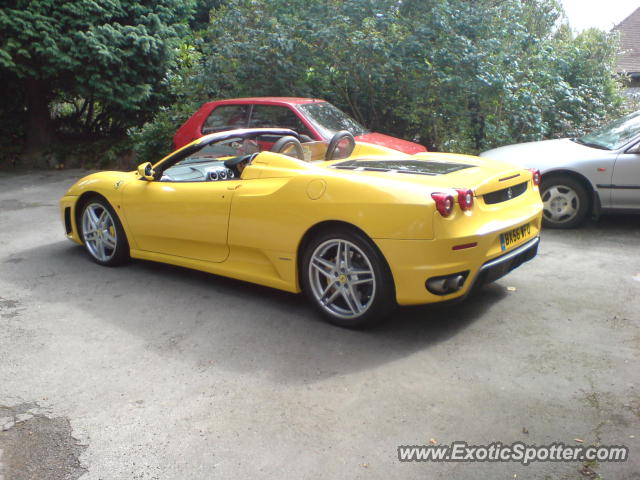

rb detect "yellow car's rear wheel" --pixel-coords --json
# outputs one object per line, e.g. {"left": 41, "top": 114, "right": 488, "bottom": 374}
{"left": 302, "top": 228, "right": 395, "bottom": 328}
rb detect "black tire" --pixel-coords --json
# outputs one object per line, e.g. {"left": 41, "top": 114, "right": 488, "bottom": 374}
{"left": 270, "top": 135, "right": 304, "bottom": 159}
{"left": 540, "top": 175, "right": 590, "bottom": 229}
{"left": 300, "top": 227, "right": 396, "bottom": 328}
{"left": 78, "top": 196, "right": 130, "bottom": 266}
{"left": 325, "top": 131, "right": 356, "bottom": 160}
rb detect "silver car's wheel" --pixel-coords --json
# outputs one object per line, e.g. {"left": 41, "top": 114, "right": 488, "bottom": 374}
{"left": 542, "top": 185, "right": 579, "bottom": 222}
{"left": 308, "top": 239, "right": 376, "bottom": 320}
{"left": 540, "top": 175, "right": 589, "bottom": 229}
{"left": 82, "top": 202, "right": 118, "bottom": 262}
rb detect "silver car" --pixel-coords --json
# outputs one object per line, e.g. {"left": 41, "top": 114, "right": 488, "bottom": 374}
{"left": 481, "top": 111, "right": 640, "bottom": 228}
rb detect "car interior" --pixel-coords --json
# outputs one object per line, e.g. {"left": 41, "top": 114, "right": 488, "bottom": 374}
{"left": 159, "top": 131, "right": 356, "bottom": 183}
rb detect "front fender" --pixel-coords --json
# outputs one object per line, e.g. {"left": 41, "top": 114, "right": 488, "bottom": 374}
{"left": 60, "top": 171, "right": 138, "bottom": 245}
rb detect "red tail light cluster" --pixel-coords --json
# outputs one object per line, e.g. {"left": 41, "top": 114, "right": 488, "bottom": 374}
{"left": 432, "top": 189, "right": 475, "bottom": 217}
{"left": 456, "top": 189, "right": 474, "bottom": 211}
{"left": 529, "top": 168, "right": 541, "bottom": 186}
{"left": 431, "top": 193, "right": 455, "bottom": 217}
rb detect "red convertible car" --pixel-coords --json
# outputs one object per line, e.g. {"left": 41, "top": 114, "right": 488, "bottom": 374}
{"left": 173, "top": 97, "right": 427, "bottom": 154}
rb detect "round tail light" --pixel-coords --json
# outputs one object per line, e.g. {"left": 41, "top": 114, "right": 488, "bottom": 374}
{"left": 431, "top": 192, "right": 455, "bottom": 217}
{"left": 456, "top": 188, "right": 474, "bottom": 211}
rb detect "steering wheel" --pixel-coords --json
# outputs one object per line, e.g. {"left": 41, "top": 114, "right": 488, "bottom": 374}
{"left": 325, "top": 130, "right": 355, "bottom": 160}
{"left": 271, "top": 136, "right": 304, "bottom": 160}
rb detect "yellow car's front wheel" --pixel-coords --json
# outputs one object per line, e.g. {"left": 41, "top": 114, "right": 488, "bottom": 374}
{"left": 301, "top": 227, "right": 395, "bottom": 328}
{"left": 79, "top": 197, "right": 129, "bottom": 267}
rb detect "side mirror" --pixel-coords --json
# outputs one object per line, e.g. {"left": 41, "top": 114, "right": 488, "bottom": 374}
{"left": 137, "top": 162, "right": 155, "bottom": 181}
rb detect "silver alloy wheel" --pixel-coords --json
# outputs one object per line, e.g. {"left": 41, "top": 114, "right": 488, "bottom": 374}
{"left": 542, "top": 185, "right": 579, "bottom": 224}
{"left": 81, "top": 202, "right": 117, "bottom": 262}
{"left": 308, "top": 239, "right": 376, "bottom": 320}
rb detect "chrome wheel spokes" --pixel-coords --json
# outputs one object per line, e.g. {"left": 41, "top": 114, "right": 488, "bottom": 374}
{"left": 542, "top": 185, "right": 579, "bottom": 223}
{"left": 82, "top": 203, "right": 117, "bottom": 262}
{"left": 308, "top": 239, "right": 376, "bottom": 320}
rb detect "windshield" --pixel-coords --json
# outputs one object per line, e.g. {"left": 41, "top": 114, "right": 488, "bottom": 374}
{"left": 177, "top": 138, "right": 262, "bottom": 166}
{"left": 298, "top": 102, "right": 369, "bottom": 138}
{"left": 575, "top": 111, "right": 640, "bottom": 150}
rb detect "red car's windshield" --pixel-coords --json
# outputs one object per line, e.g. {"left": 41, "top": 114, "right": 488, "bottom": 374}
{"left": 298, "top": 102, "right": 369, "bottom": 138}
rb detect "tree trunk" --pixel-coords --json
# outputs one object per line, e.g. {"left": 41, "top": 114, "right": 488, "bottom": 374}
{"left": 22, "top": 78, "right": 55, "bottom": 168}
{"left": 468, "top": 95, "right": 485, "bottom": 153}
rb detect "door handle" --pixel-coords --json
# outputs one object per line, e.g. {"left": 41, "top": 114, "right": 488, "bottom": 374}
{"left": 227, "top": 184, "right": 242, "bottom": 190}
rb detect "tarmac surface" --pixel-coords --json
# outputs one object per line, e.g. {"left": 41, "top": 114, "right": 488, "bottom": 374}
{"left": 0, "top": 169, "right": 638, "bottom": 479}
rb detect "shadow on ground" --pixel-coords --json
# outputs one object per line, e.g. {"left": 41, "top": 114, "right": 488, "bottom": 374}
{"left": 7, "top": 241, "right": 510, "bottom": 384}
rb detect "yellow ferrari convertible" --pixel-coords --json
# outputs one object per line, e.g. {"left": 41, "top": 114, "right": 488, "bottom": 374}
{"left": 60, "top": 128, "right": 543, "bottom": 327}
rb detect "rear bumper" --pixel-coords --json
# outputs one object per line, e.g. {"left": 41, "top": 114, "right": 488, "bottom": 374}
{"left": 420, "top": 237, "right": 540, "bottom": 307}
{"left": 474, "top": 236, "right": 539, "bottom": 286}
{"left": 374, "top": 209, "right": 542, "bottom": 305}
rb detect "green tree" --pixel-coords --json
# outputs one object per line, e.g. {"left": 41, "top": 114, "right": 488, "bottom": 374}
{"left": 0, "top": 0, "right": 194, "bottom": 166}
{"left": 132, "top": 0, "right": 624, "bottom": 161}
{"left": 190, "top": 0, "right": 225, "bottom": 32}
{"left": 0, "top": 68, "right": 26, "bottom": 165}
{"left": 199, "top": 0, "right": 623, "bottom": 153}
{"left": 129, "top": 42, "right": 210, "bottom": 162}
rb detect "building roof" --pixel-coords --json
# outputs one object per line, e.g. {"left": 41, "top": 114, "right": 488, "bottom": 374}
{"left": 613, "top": 7, "right": 640, "bottom": 74}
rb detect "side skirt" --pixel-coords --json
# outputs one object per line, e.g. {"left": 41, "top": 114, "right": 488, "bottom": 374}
{"left": 130, "top": 248, "right": 301, "bottom": 294}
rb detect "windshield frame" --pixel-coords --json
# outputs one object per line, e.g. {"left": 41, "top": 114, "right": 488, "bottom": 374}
{"left": 152, "top": 128, "right": 299, "bottom": 179}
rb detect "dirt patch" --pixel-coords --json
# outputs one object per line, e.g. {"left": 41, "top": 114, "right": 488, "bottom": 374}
{"left": 0, "top": 403, "right": 87, "bottom": 480}
{"left": 0, "top": 299, "right": 22, "bottom": 320}
{"left": 3, "top": 258, "right": 24, "bottom": 264}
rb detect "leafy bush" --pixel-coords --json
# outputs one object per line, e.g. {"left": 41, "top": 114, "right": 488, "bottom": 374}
{"left": 129, "top": 43, "right": 212, "bottom": 163}
{"left": 129, "top": 0, "right": 625, "bottom": 162}
{"left": 186, "top": 0, "right": 624, "bottom": 154}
